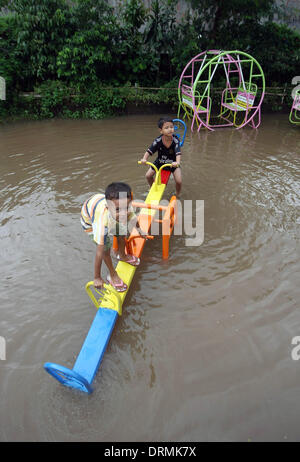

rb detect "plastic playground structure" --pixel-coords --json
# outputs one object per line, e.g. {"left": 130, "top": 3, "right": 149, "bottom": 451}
{"left": 178, "top": 50, "right": 265, "bottom": 133}
{"left": 44, "top": 120, "right": 186, "bottom": 394}
{"left": 289, "top": 89, "right": 300, "bottom": 125}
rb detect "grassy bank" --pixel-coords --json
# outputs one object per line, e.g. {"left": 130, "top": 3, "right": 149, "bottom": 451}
{"left": 0, "top": 82, "right": 295, "bottom": 124}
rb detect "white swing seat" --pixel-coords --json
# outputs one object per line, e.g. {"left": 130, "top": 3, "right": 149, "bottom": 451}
{"left": 181, "top": 84, "right": 210, "bottom": 113}
{"left": 221, "top": 84, "right": 257, "bottom": 112}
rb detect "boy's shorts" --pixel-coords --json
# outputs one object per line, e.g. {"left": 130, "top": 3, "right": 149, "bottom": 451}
{"left": 99, "top": 228, "right": 129, "bottom": 251}
{"left": 100, "top": 234, "right": 112, "bottom": 251}
{"left": 81, "top": 219, "right": 128, "bottom": 251}
{"left": 96, "top": 228, "right": 128, "bottom": 252}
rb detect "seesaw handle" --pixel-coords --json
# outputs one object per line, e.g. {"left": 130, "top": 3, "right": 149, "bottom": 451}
{"left": 85, "top": 281, "right": 122, "bottom": 315}
{"left": 138, "top": 161, "right": 173, "bottom": 186}
{"left": 126, "top": 234, "right": 154, "bottom": 243}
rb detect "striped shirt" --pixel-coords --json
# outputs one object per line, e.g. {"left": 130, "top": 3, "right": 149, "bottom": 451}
{"left": 81, "top": 193, "right": 136, "bottom": 245}
{"left": 81, "top": 194, "right": 108, "bottom": 245}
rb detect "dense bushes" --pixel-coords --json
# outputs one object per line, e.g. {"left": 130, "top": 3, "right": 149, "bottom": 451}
{"left": 0, "top": 0, "right": 299, "bottom": 120}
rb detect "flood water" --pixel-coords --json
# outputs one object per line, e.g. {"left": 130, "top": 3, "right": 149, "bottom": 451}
{"left": 0, "top": 114, "right": 300, "bottom": 442}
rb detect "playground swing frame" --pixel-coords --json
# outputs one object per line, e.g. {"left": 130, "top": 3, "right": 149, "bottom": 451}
{"left": 289, "top": 89, "right": 300, "bottom": 125}
{"left": 178, "top": 50, "right": 265, "bottom": 133}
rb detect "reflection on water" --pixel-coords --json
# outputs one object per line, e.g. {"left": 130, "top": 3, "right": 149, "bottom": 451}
{"left": 0, "top": 114, "right": 300, "bottom": 441}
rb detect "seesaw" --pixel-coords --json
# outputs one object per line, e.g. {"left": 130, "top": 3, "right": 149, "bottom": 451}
{"left": 44, "top": 120, "right": 186, "bottom": 394}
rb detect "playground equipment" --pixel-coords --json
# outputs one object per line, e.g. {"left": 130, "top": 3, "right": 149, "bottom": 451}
{"left": 44, "top": 120, "right": 186, "bottom": 394}
{"left": 173, "top": 118, "right": 187, "bottom": 146}
{"left": 178, "top": 50, "right": 265, "bottom": 132}
{"left": 289, "top": 89, "right": 300, "bottom": 125}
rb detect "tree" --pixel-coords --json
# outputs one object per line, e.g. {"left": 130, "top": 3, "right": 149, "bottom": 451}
{"left": 116, "top": 0, "right": 150, "bottom": 84}
{"left": 13, "top": 0, "right": 71, "bottom": 87}
{"left": 187, "top": 0, "right": 278, "bottom": 47}
{"left": 144, "top": 0, "right": 179, "bottom": 84}
{"left": 57, "top": 0, "right": 120, "bottom": 86}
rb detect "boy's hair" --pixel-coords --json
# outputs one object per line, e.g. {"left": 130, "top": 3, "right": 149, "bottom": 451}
{"left": 158, "top": 117, "right": 174, "bottom": 129}
{"left": 105, "top": 182, "right": 132, "bottom": 200}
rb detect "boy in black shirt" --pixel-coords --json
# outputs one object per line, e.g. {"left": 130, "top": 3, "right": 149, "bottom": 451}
{"left": 140, "top": 117, "right": 182, "bottom": 196}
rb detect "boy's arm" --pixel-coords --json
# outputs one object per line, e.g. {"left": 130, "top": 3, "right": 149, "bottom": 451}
{"left": 172, "top": 137, "right": 181, "bottom": 167}
{"left": 128, "top": 213, "right": 148, "bottom": 238}
{"left": 94, "top": 243, "right": 105, "bottom": 288}
{"left": 140, "top": 151, "right": 150, "bottom": 163}
{"left": 172, "top": 154, "right": 181, "bottom": 167}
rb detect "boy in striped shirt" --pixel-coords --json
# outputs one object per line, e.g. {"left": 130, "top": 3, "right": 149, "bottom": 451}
{"left": 81, "top": 182, "right": 141, "bottom": 292}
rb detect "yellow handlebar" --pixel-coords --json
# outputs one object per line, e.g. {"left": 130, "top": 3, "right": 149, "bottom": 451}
{"left": 138, "top": 160, "right": 157, "bottom": 172}
{"left": 85, "top": 281, "right": 122, "bottom": 316}
{"left": 138, "top": 161, "right": 173, "bottom": 186}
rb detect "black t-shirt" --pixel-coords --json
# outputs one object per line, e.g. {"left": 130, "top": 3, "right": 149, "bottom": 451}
{"left": 147, "top": 135, "right": 181, "bottom": 165}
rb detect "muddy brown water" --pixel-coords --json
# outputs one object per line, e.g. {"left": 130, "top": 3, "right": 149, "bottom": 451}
{"left": 0, "top": 114, "right": 299, "bottom": 442}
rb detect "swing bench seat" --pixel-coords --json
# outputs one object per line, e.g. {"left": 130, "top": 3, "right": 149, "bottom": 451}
{"left": 181, "top": 84, "right": 211, "bottom": 113}
{"left": 181, "top": 84, "right": 211, "bottom": 131}
{"left": 182, "top": 96, "right": 208, "bottom": 113}
{"left": 221, "top": 83, "right": 257, "bottom": 112}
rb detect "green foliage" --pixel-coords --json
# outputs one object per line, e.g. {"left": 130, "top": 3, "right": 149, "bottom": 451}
{"left": 115, "top": 0, "right": 150, "bottom": 84}
{"left": 57, "top": 0, "right": 120, "bottom": 86}
{"left": 246, "top": 22, "right": 300, "bottom": 84}
{"left": 75, "top": 85, "right": 127, "bottom": 119}
{"left": 0, "top": 0, "right": 12, "bottom": 6}
{"left": 1, "top": 0, "right": 300, "bottom": 120}
{"left": 34, "top": 80, "right": 72, "bottom": 118}
{"left": 171, "top": 10, "right": 204, "bottom": 77}
{"left": 121, "top": 81, "right": 177, "bottom": 107}
{"left": 186, "top": 0, "right": 278, "bottom": 46}
{"left": 144, "top": 0, "right": 178, "bottom": 83}
{"left": 12, "top": 0, "right": 71, "bottom": 86}
{"left": 19, "top": 81, "right": 127, "bottom": 120}
{"left": 184, "top": 0, "right": 300, "bottom": 87}
{"left": 0, "top": 15, "right": 20, "bottom": 88}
